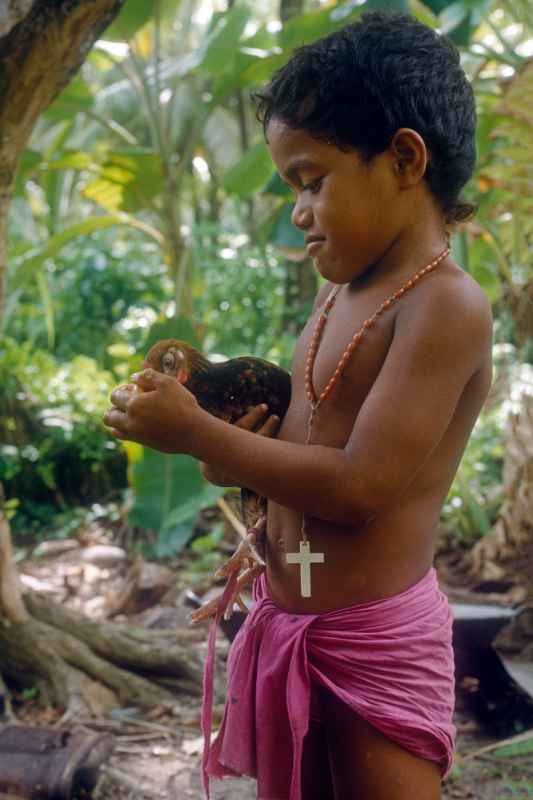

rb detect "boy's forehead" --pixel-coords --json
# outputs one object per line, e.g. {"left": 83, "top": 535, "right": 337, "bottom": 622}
{"left": 266, "top": 118, "right": 333, "bottom": 173}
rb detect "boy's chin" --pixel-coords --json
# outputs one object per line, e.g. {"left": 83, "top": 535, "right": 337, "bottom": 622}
{"left": 314, "top": 255, "right": 352, "bottom": 284}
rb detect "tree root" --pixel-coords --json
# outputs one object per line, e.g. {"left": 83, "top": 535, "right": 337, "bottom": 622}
{"left": 0, "top": 591, "right": 205, "bottom": 715}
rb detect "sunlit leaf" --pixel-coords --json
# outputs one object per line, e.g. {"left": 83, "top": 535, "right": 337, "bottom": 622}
{"left": 45, "top": 76, "right": 94, "bottom": 119}
{"left": 13, "top": 150, "right": 42, "bottom": 196}
{"left": 279, "top": 0, "right": 364, "bottom": 51}
{"left": 198, "top": 5, "right": 250, "bottom": 75}
{"left": 43, "top": 151, "right": 94, "bottom": 171}
{"left": 466, "top": 235, "right": 502, "bottom": 302}
{"left": 263, "top": 171, "right": 292, "bottom": 198}
{"left": 9, "top": 215, "right": 149, "bottom": 290}
{"left": 494, "top": 735, "right": 533, "bottom": 759}
{"left": 438, "top": 1, "right": 469, "bottom": 34}
{"left": 103, "top": 0, "right": 181, "bottom": 41}
{"left": 156, "top": 483, "right": 225, "bottom": 556}
{"left": 269, "top": 202, "right": 305, "bottom": 250}
{"left": 223, "top": 141, "right": 273, "bottom": 197}
{"left": 83, "top": 150, "right": 165, "bottom": 213}
{"left": 128, "top": 448, "right": 204, "bottom": 541}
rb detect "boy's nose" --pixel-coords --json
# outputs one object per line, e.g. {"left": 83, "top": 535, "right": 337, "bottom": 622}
{"left": 291, "top": 197, "right": 313, "bottom": 230}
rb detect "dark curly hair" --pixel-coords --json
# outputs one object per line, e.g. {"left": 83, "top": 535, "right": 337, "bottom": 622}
{"left": 254, "top": 12, "right": 476, "bottom": 225}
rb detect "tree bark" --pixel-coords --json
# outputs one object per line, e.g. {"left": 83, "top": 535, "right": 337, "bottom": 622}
{"left": 0, "top": 1, "right": 36, "bottom": 38}
{"left": 0, "top": 485, "right": 28, "bottom": 624}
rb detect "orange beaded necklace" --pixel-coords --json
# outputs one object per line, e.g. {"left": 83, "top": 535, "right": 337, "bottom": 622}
{"left": 286, "top": 247, "right": 450, "bottom": 598}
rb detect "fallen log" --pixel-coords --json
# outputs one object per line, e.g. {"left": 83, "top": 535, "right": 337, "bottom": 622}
{"left": 0, "top": 725, "right": 114, "bottom": 799}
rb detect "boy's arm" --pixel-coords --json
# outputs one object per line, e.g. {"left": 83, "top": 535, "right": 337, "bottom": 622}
{"left": 105, "top": 280, "right": 491, "bottom": 526}
{"left": 200, "top": 405, "right": 280, "bottom": 486}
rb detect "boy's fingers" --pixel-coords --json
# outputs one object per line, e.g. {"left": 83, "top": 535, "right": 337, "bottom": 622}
{"left": 110, "top": 384, "right": 137, "bottom": 411}
{"left": 234, "top": 404, "right": 269, "bottom": 430}
{"left": 257, "top": 415, "right": 280, "bottom": 437}
{"left": 131, "top": 368, "right": 167, "bottom": 391}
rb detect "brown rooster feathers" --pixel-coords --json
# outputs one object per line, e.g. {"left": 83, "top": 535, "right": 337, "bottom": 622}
{"left": 143, "top": 340, "right": 291, "bottom": 423}
{"left": 143, "top": 339, "right": 291, "bottom": 530}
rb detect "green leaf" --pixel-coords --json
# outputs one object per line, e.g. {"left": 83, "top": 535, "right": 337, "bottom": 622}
{"left": 157, "top": 483, "right": 225, "bottom": 556}
{"left": 9, "top": 216, "right": 129, "bottom": 291}
{"left": 466, "top": 235, "right": 502, "bottom": 302}
{"left": 83, "top": 150, "right": 164, "bottom": 213}
{"left": 129, "top": 449, "right": 204, "bottom": 537}
{"left": 223, "top": 141, "right": 273, "bottom": 197}
{"left": 191, "top": 523, "right": 225, "bottom": 553}
{"left": 13, "top": 150, "right": 42, "bottom": 196}
{"left": 263, "top": 172, "right": 292, "bottom": 198}
{"left": 476, "top": 113, "right": 508, "bottom": 164}
{"left": 279, "top": 1, "right": 363, "bottom": 52}
{"left": 45, "top": 76, "right": 94, "bottom": 120}
{"left": 43, "top": 151, "right": 95, "bottom": 172}
{"left": 236, "top": 51, "right": 288, "bottom": 88}
{"left": 104, "top": 1, "right": 153, "bottom": 40}
{"left": 494, "top": 736, "right": 533, "bottom": 759}
{"left": 198, "top": 6, "right": 250, "bottom": 75}
{"left": 438, "top": 1, "right": 469, "bottom": 35}
{"left": 451, "top": 229, "right": 468, "bottom": 269}
{"left": 364, "top": 0, "right": 410, "bottom": 11}
{"left": 422, "top": 0, "right": 455, "bottom": 12}
{"left": 269, "top": 202, "right": 305, "bottom": 250}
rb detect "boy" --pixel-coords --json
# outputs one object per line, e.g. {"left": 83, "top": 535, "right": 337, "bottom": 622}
{"left": 104, "top": 12, "right": 492, "bottom": 800}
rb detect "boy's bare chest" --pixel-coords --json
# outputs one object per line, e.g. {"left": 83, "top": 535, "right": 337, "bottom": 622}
{"left": 280, "top": 287, "right": 398, "bottom": 447}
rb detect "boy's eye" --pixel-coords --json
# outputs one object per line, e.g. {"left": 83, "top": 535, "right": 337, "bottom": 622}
{"left": 302, "top": 177, "right": 323, "bottom": 194}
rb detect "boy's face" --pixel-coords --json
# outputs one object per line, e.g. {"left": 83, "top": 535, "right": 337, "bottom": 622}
{"left": 267, "top": 118, "right": 406, "bottom": 284}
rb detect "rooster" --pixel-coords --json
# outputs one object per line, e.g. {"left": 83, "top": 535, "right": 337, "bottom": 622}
{"left": 143, "top": 339, "right": 291, "bottom": 529}
{"left": 143, "top": 339, "right": 291, "bottom": 424}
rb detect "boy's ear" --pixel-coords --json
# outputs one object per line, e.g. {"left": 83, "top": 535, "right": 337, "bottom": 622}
{"left": 390, "top": 128, "right": 428, "bottom": 187}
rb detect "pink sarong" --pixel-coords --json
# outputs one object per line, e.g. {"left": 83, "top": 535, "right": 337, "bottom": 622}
{"left": 202, "top": 567, "right": 455, "bottom": 800}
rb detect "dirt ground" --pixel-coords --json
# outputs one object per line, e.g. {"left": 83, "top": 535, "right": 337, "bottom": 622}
{"left": 89, "top": 712, "right": 533, "bottom": 800}
{"left": 4, "top": 522, "right": 533, "bottom": 800}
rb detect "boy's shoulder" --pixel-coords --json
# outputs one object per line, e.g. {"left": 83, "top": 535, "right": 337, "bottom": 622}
{"left": 396, "top": 262, "right": 493, "bottom": 368}
{"left": 405, "top": 262, "right": 492, "bottom": 330}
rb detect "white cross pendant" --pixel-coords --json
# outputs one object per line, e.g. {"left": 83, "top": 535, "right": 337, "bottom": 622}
{"left": 286, "top": 540, "right": 325, "bottom": 598}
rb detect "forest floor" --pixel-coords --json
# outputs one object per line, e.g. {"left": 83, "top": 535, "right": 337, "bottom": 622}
{"left": 5, "top": 509, "right": 533, "bottom": 800}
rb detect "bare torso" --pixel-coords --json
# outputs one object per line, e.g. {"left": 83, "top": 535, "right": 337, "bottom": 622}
{"left": 265, "top": 264, "right": 492, "bottom": 613}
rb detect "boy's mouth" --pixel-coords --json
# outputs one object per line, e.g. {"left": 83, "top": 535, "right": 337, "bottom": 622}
{"left": 305, "top": 234, "right": 325, "bottom": 257}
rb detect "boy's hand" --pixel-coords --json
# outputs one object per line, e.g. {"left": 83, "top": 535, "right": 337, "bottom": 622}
{"left": 103, "top": 368, "right": 201, "bottom": 454}
{"left": 200, "top": 404, "right": 280, "bottom": 486}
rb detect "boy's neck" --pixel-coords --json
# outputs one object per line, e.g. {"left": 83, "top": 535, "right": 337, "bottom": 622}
{"left": 348, "top": 213, "right": 449, "bottom": 292}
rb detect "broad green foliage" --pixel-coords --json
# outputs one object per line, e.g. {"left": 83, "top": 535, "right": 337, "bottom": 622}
{"left": 126, "top": 444, "right": 224, "bottom": 556}
{"left": 191, "top": 227, "right": 291, "bottom": 363}
{"left": 6, "top": 231, "right": 166, "bottom": 361}
{"left": 441, "top": 405, "right": 504, "bottom": 541}
{"left": 0, "top": 338, "right": 126, "bottom": 532}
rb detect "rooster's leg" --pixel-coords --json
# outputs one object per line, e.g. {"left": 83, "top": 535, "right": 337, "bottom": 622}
{"left": 190, "top": 564, "right": 264, "bottom": 624}
{"left": 215, "top": 515, "right": 267, "bottom": 580}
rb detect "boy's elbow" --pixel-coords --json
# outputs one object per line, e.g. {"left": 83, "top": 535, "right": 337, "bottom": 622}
{"left": 330, "top": 465, "right": 391, "bottom": 526}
